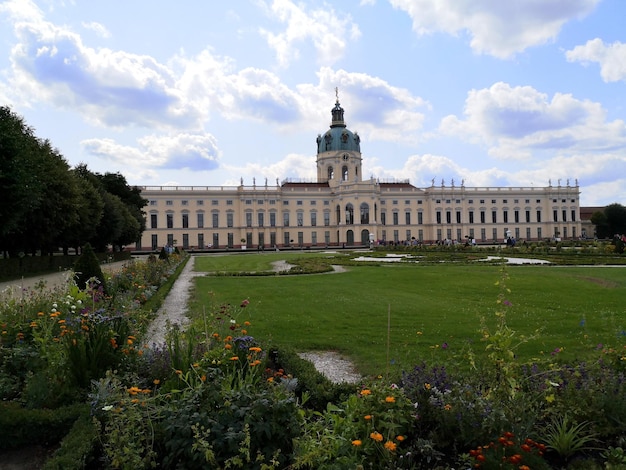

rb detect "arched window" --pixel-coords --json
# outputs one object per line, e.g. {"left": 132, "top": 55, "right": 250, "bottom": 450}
{"left": 360, "top": 202, "right": 369, "bottom": 224}
{"left": 345, "top": 203, "right": 354, "bottom": 225}
{"left": 336, "top": 204, "right": 341, "bottom": 225}
{"left": 328, "top": 166, "right": 334, "bottom": 180}
{"left": 342, "top": 166, "right": 349, "bottom": 181}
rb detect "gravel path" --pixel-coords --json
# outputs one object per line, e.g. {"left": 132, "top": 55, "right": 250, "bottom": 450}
{"left": 144, "top": 256, "right": 204, "bottom": 347}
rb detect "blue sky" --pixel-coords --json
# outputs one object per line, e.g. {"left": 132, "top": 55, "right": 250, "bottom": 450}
{"left": 1, "top": 0, "right": 625, "bottom": 206}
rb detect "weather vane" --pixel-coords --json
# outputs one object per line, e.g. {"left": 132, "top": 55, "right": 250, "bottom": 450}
{"left": 335, "top": 86, "right": 339, "bottom": 102}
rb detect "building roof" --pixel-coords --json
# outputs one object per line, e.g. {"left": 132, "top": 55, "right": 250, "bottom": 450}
{"left": 316, "top": 100, "right": 360, "bottom": 154}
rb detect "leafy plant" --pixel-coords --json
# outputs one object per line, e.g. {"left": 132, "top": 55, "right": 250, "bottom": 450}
{"left": 543, "top": 414, "right": 599, "bottom": 461}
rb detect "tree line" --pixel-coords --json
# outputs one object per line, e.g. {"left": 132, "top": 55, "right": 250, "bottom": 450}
{"left": 0, "top": 106, "right": 147, "bottom": 258}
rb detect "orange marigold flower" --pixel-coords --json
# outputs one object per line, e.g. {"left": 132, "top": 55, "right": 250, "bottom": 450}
{"left": 384, "top": 441, "right": 397, "bottom": 451}
{"left": 519, "top": 466, "right": 530, "bottom": 470}
{"left": 127, "top": 386, "right": 142, "bottom": 395}
{"left": 224, "top": 343, "right": 233, "bottom": 349}
{"left": 153, "top": 379, "right": 160, "bottom": 385}
{"left": 212, "top": 333, "right": 220, "bottom": 338}
{"left": 370, "top": 431, "right": 383, "bottom": 442}
{"left": 444, "top": 404, "right": 452, "bottom": 411}
{"left": 352, "top": 440, "right": 362, "bottom": 447}
{"left": 521, "top": 444, "right": 532, "bottom": 452}
{"left": 230, "top": 356, "right": 239, "bottom": 361}
{"left": 396, "top": 435, "right": 405, "bottom": 442}
{"left": 424, "top": 383, "right": 431, "bottom": 390}
{"left": 244, "top": 321, "right": 251, "bottom": 326}
{"left": 360, "top": 389, "right": 372, "bottom": 396}
{"left": 364, "top": 415, "right": 372, "bottom": 420}
{"left": 175, "top": 369, "right": 182, "bottom": 375}
{"left": 241, "top": 329, "right": 247, "bottom": 335}
{"left": 37, "top": 312, "right": 44, "bottom": 317}
{"left": 385, "top": 396, "right": 396, "bottom": 403}
{"left": 29, "top": 321, "right": 37, "bottom": 328}
{"left": 267, "top": 377, "right": 274, "bottom": 383}
{"left": 249, "top": 346, "right": 262, "bottom": 353}
{"left": 201, "top": 375, "right": 207, "bottom": 382}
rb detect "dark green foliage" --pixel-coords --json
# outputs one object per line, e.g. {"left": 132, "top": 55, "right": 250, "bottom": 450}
{"left": 42, "top": 412, "right": 99, "bottom": 470}
{"left": 73, "top": 243, "right": 106, "bottom": 291}
{"left": 0, "top": 402, "right": 85, "bottom": 449}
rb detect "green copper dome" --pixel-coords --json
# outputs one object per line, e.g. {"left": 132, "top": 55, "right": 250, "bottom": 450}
{"left": 316, "top": 100, "right": 361, "bottom": 154}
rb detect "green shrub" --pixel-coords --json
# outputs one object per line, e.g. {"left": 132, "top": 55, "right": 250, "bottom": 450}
{"left": 73, "top": 243, "right": 106, "bottom": 291}
{"left": 0, "top": 402, "right": 85, "bottom": 449}
{"left": 42, "top": 411, "right": 99, "bottom": 470}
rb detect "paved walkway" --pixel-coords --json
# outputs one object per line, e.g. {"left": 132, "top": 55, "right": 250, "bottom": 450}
{"left": 0, "top": 261, "right": 131, "bottom": 298}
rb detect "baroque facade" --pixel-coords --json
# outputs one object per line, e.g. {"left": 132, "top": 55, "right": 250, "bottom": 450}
{"left": 138, "top": 99, "right": 582, "bottom": 251}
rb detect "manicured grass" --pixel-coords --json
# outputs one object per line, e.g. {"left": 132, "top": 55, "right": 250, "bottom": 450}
{"left": 188, "top": 253, "right": 626, "bottom": 378}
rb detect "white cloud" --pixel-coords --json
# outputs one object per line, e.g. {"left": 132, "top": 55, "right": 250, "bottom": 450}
{"left": 222, "top": 152, "right": 316, "bottom": 185}
{"left": 440, "top": 82, "right": 626, "bottom": 160}
{"left": 81, "top": 132, "right": 220, "bottom": 172}
{"left": 259, "top": 0, "right": 361, "bottom": 67}
{"left": 566, "top": 38, "right": 626, "bottom": 82}
{"left": 81, "top": 21, "right": 110, "bottom": 38}
{"left": 389, "top": 0, "right": 599, "bottom": 58}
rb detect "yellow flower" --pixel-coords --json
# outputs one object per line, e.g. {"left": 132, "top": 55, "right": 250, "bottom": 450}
{"left": 370, "top": 431, "right": 383, "bottom": 442}
{"left": 384, "top": 441, "right": 397, "bottom": 451}
{"left": 153, "top": 379, "right": 160, "bottom": 385}
{"left": 175, "top": 369, "right": 182, "bottom": 375}
{"left": 352, "top": 440, "right": 362, "bottom": 447}
{"left": 424, "top": 383, "right": 431, "bottom": 390}
{"left": 385, "top": 396, "right": 396, "bottom": 403}
{"left": 360, "top": 389, "right": 372, "bottom": 396}
{"left": 127, "top": 386, "right": 142, "bottom": 395}
{"left": 444, "top": 404, "right": 452, "bottom": 411}
{"left": 546, "top": 394, "right": 555, "bottom": 403}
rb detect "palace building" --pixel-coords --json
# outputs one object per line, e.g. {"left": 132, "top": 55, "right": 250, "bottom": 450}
{"left": 138, "top": 99, "right": 582, "bottom": 251}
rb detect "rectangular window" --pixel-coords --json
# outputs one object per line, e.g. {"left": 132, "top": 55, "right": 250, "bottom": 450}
{"left": 283, "top": 212, "right": 290, "bottom": 227}
{"left": 227, "top": 213, "right": 233, "bottom": 228}
{"left": 182, "top": 213, "right": 189, "bottom": 229}
{"left": 562, "top": 210, "right": 567, "bottom": 222}
{"left": 258, "top": 212, "right": 264, "bottom": 227}
{"left": 393, "top": 212, "right": 399, "bottom": 225}
{"left": 324, "top": 212, "right": 330, "bottom": 226}
{"left": 480, "top": 211, "right": 485, "bottom": 224}
{"left": 503, "top": 211, "right": 508, "bottom": 223}
{"left": 312, "top": 231, "right": 317, "bottom": 245}
{"left": 514, "top": 210, "right": 519, "bottom": 223}
{"left": 197, "top": 213, "right": 204, "bottom": 228}
{"left": 297, "top": 200, "right": 303, "bottom": 206}
{"left": 405, "top": 212, "right": 411, "bottom": 225}
{"left": 150, "top": 200, "right": 157, "bottom": 206}
{"left": 381, "top": 212, "right": 386, "bottom": 225}
{"left": 553, "top": 210, "right": 558, "bottom": 222}
{"left": 211, "top": 200, "right": 218, "bottom": 205}
{"left": 491, "top": 211, "right": 497, "bottom": 223}
{"left": 297, "top": 213, "right": 303, "bottom": 226}
{"left": 270, "top": 212, "right": 276, "bottom": 227}
{"left": 492, "top": 228, "right": 498, "bottom": 241}
{"left": 406, "top": 230, "right": 411, "bottom": 240}
{"left": 456, "top": 211, "right": 461, "bottom": 224}
{"left": 182, "top": 234, "right": 189, "bottom": 249}
{"left": 197, "top": 200, "right": 204, "bottom": 206}
{"left": 526, "top": 227, "right": 531, "bottom": 240}
{"left": 246, "top": 213, "right": 252, "bottom": 227}
{"left": 166, "top": 200, "right": 173, "bottom": 206}
{"left": 167, "top": 213, "right": 174, "bottom": 229}
{"left": 536, "top": 211, "right": 541, "bottom": 223}
{"left": 436, "top": 211, "right": 441, "bottom": 224}
{"left": 325, "top": 231, "right": 330, "bottom": 244}
{"left": 212, "top": 213, "right": 219, "bottom": 228}
{"left": 571, "top": 210, "right": 576, "bottom": 222}
{"left": 245, "top": 200, "right": 252, "bottom": 205}
{"left": 525, "top": 210, "right": 530, "bottom": 223}
{"left": 446, "top": 211, "right": 451, "bottom": 224}
{"left": 150, "top": 214, "right": 157, "bottom": 229}
{"left": 469, "top": 211, "right": 474, "bottom": 224}
{"left": 481, "top": 228, "right": 486, "bottom": 241}
{"left": 213, "top": 233, "right": 219, "bottom": 248}
{"left": 151, "top": 234, "right": 158, "bottom": 250}
{"left": 181, "top": 200, "right": 188, "bottom": 206}
{"left": 537, "top": 228, "right": 542, "bottom": 239}
{"left": 198, "top": 233, "right": 204, "bottom": 249}
{"left": 297, "top": 231, "right": 304, "bottom": 245}
{"left": 227, "top": 233, "right": 233, "bottom": 248}
{"left": 226, "top": 200, "right": 233, "bottom": 205}
{"left": 417, "top": 212, "right": 423, "bottom": 224}
{"left": 418, "top": 229, "right": 423, "bottom": 241}
{"left": 284, "top": 232, "right": 290, "bottom": 246}
{"left": 311, "top": 212, "right": 317, "bottom": 226}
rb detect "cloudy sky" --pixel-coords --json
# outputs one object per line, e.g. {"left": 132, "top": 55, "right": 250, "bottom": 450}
{"left": 1, "top": 0, "right": 625, "bottom": 206}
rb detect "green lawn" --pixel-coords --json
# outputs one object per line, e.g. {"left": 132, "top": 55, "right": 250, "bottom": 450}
{"left": 188, "top": 253, "right": 626, "bottom": 378}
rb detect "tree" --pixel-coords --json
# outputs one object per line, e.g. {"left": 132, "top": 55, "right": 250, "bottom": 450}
{"left": 591, "top": 203, "right": 626, "bottom": 239}
{"left": 73, "top": 242, "right": 106, "bottom": 291}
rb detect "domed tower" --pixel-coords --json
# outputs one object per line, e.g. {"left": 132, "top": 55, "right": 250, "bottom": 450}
{"left": 316, "top": 93, "right": 362, "bottom": 187}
